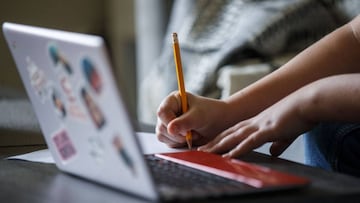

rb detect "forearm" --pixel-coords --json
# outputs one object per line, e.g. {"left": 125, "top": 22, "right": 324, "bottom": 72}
{"left": 299, "top": 74, "right": 360, "bottom": 123}
{"left": 223, "top": 16, "right": 360, "bottom": 127}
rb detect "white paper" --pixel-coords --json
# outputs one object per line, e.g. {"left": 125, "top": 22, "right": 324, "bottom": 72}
{"left": 7, "top": 132, "right": 185, "bottom": 163}
{"left": 137, "top": 132, "right": 186, "bottom": 154}
{"left": 7, "top": 148, "right": 54, "bottom": 163}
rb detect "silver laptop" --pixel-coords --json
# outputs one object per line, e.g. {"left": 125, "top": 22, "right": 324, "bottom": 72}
{"left": 3, "top": 22, "right": 310, "bottom": 201}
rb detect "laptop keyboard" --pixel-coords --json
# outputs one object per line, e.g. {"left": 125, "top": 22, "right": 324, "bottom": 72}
{"left": 145, "top": 154, "right": 254, "bottom": 200}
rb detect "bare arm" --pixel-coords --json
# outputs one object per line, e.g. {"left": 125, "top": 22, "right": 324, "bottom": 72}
{"left": 300, "top": 74, "right": 360, "bottom": 123}
{"left": 199, "top": 73, "right": 360, "bottom": 157}
{"left": 156, "top": 16, "right": 360, "bottom": 149}
{"left": 222, "top": 16, "right": 360, "bottom": 129}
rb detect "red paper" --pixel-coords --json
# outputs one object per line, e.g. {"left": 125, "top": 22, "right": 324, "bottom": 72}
{"left": 156, "top": 151, "right": 310, "bottom": 188}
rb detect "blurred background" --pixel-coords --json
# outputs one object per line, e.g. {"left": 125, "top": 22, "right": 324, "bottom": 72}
{"left": 0, "top": 0, "right": 359, "bottom": 163}
{"left": 0, "top": 0, "right": 175, "bottom": 157}
{"left": 0, "top": 0, "right": 138, "bottom": 118}
{"left": 0, "top": 0, "right": 146, "bottom": 156}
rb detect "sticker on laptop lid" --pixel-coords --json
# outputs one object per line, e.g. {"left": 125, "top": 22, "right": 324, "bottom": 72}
{"left": 26, "top": 56, "right": 52, "bottom": 103}
{"left": 81, "top": 57, "right": 102, "bottom": 95}
{"left": 52, "top": 129, "right": 77, "bottom": 161}
{"left": 51, "top": 87, "right": 67, "bottom": 118}
{"left": 80, "top": 87, "right": 106, "bottom": 130}
{"left": 48, "top": 43, "right": 73, "bottom": 75}
{"left": 88, "top": 136, "right": 105, "bottom": 164}
{"left": 58, "top": 77, "right": 87, "bottom": 121}
{"left": 112, "top": 134, "right": 136, "bottom": 176}
{"left": 46, "top": 42, "right": 87, "bottom": 122}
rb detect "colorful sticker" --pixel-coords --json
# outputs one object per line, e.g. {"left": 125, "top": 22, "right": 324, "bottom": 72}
{"left": 113, "top": 135, "right": 136, "bottom": 175}
{"left": 51, "top": 87, "right": 67, "bottom": 118}
{"left": 49, "top": 44, "right": 73, "bottom": 75}
{"left": 26, "top": 57, "right": 51, "bottom": 103}
{"left": 88, "top": 136, "right": 105, "bottom": 163}
{"left": 59, "top": 77, "right": 87, "bottom": 120}
{"left": 82, "top": 57, "right": 102, "bottom": 94}
{"left": 80, "top": 87, "right": 106, "bottom": 129}
{"left": 52, "top": 130, "right": 77, "bottom": 161}
{"left": 47, "top": 42, "right": 87, "bottom": 121}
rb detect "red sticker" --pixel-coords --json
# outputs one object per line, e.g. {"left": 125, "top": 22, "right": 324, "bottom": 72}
{"left": 52, "top": 130, "right": 77, "bottom": 161}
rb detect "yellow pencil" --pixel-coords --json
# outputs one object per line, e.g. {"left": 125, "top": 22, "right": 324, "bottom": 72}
{"left": 172, "top": 33, "right": 192, "bottom": 149}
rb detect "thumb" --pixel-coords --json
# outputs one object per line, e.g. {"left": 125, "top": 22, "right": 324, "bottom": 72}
{"left": 167, "top": 109, "right": 198, "bottom": 136}
{"left": 269, "top": 139, "right": 293, "bottom": 157}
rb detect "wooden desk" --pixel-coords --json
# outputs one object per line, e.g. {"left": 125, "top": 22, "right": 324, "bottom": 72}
{"left": 1, "top": 152, "right": 360, "bottom": 203}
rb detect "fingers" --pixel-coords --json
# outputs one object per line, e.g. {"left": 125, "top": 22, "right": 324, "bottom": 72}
{"left": 167, "top": 105, "right": 199, "bottom": 136}
{"left": 157, "top": 91, "right": 243, "bottom": 149}
{"left": 157, "top": 92, "right": 195, "bottom": 135}
{"left": 156, "top": 118, "right": 185, "bottom": 143}
{"left": 198, "top": 121, "right": 254, "bottom": 153}
{"left": 222, "top": 130, "right": 270, "bottom": 158}
{"left": 157, "top": 133, "right": 186, "bottom": 148}
{"left": 156, "top": 92, "right": 199, "bottom": 147}
{"left": 156, "top": 115, "right": 189, "bottom": 148}
{"left": 156, "top": 92, "right": 185, "bottom": 147}
{"left": 221, "top": 131, "right": 295, "bottom": 158}
{"left": 157, "top": 91, "right": 181, "bottom": 127}
{"left": 269, "top": 139, "right": 294, "bottom": 157}
{"left": 198, "top": 119, "right": 296, "bottom": 159}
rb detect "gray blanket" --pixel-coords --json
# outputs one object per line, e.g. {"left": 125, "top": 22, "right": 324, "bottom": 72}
{"left": 139, "top": 0, "right": 360, "bottom": 124}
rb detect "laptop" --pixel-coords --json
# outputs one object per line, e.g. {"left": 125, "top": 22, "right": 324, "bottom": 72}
{"left": 3, "top": 22, "right": 310, "bottom": 201}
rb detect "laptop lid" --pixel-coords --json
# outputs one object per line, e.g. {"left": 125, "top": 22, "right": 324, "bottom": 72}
{"left": 3, "top": 22, "right": 310, "bottom": 201}
{"left": 2, "top": 22, "right": 159, "bottom": 200}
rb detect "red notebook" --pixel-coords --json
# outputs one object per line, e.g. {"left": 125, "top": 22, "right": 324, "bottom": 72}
{"left": 156, "top": 150, "right": 310, "bottom": 188}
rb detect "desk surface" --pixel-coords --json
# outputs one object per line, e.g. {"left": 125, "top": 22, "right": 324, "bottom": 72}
{"left": 1, "top": 151, "right": 360, "bottom": 203}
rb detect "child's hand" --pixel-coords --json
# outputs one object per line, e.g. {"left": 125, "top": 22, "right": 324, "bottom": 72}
{"left": 156, "top": 91, "right": 229, "bottom": 148}
{"left": 198, "top": 89, "right": 316, "bottom": 158}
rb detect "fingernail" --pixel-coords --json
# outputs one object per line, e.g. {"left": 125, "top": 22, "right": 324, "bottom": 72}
{"left": 198, "top": 146, "right": 208, "bottom": 152}
{"left": 222, "top": 153, "right": 230, "bottom": 158}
